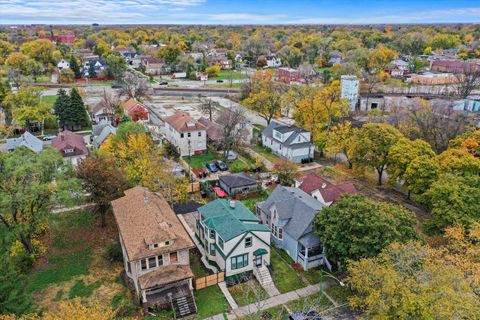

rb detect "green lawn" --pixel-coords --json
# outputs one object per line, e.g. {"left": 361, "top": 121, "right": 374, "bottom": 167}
{"left": 184, "top": 153, "right": 217, "bottom": 169}
{"left": 270, "top": 249, "right": 305, "bottom": 293}
{"left": 285, "top": 294, "right": 333, "bottom": 313}
{"left": 190, "top": 249, "right": 212, "bottom": 278}
{"left": 21, "top": 210, "right": 135, "bottom": 315}
{"left": 195, "top": 285, "right": 229, "bottom": 319}
{"left": 240, "top": 190, "right": 269, "bottom": 212}
{"left": 26, "top": 211, "right": 95, "bottom": 294}
{"left": 253, "top": 145, "right": 281, "bottom": 163}
{"left": 228, "top": 280, "right": 268, "bottom": 306}
{"left": 41, "top": 95, "right": 57, "bottom": 105}
{"left": 184, "top": 152, "right": 255, "bottom": 172}
{"left": 324, "top": 285, "right": 353, "bottom": 304}
{"left": 254, "top": 294, "right": 333, "bottom": 320}
{"left": 209, "top": 70, "right": 247, "bottom": 81}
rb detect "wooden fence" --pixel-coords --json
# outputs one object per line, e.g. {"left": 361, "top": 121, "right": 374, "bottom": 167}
{"left": 194, "top": 272, "right": 225, "bottom": 289}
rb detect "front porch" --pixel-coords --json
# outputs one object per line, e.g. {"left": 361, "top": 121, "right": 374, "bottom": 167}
{"left": 139, "top": 265, "right": 197, "bottom": 318}
{"left": 298, "top": 243, "right": 324, "bottom": 270}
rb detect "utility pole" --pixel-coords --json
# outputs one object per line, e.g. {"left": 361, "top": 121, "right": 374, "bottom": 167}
{"left": 188, "top": 139, "right": 193, "bottom": 195}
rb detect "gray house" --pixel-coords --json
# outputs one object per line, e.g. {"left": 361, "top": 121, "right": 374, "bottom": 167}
{"left": 219, "top": 173, "right": 258, "bottom": 197}
{"left": 6, "top": 132, "right": 43, "bottom": 153}
{"left": 261, "top": 121, "right": 314, "bottom": 163}
{"left": 256, "top": 185, "right": 330, "bottom": 271}
{"left": 92, "top": 123, "right": 116, "bottom": 149}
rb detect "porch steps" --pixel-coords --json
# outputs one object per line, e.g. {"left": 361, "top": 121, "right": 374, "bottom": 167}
{"left": 254, "top": 266, "right": 280, "bottom": 297}
{"left": 173, "top": 294, "right": 197, "bottom": 318}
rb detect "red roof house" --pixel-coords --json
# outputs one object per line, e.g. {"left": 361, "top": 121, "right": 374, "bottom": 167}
{"left": 51, "top": 130, "right": 88, "bottom": 166}
{"left": 295, "top": 173, "right": 357, "bottom": 206}
{"left": 121, "top": 99, "right": 149, "bottom": 122}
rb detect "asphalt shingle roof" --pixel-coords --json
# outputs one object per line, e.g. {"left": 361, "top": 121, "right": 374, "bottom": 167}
{"left": 219, "top": 173, "right": 257, "bottom": 189}
{"left": 258, "top": 186, "right": 324, "bottom": 241}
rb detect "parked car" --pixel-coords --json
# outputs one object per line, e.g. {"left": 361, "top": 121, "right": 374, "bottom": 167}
{"left": 215, "top": 160, "right": 228, "bottom": 171}
{"left": 206, "top": 161, "right": 218, "bottom": 173}
{"left": 216, "top": 79, "right": 224, "bottom": 83}
{"left": 159, "top": 81, "right": 168, "bottom": 85}
{"left": 212, "top": 187, "right": 226, "bottom": 198}
{"left": 42, "top": 135, "right": 57, "bottom": 141}
{"left": 227, "top": 150, "right": 238, "bottom": 160}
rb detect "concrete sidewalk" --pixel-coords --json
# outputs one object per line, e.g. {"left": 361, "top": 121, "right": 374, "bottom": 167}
{"left": 207, "top": 282, "right": 336, "bottom": 320}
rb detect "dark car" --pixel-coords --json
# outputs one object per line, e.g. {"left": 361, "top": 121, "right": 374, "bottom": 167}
{"left": 215, "top": 160, "right": 228, "bottom": 171}
{"left": 111, "top": 84, "right": 122, "bottom": 89}
{"left": 206, "top": 161, "right": 218, "bottom": 173}
{"left": 159, "top": 81, "right": 168, "bottom": 85}
{"left": 216, "top": 79, "right": 224, "bottom": 83}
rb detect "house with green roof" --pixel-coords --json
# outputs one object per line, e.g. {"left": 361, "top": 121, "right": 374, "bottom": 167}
{"left": 194, "top": 199, "right": 271, "bottom": 279}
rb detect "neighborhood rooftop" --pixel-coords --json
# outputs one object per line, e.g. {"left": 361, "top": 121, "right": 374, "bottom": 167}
{"left": 164, "top": 111, "right": 206, "bottom": 132}
{"left": 198, "top": 199, "right": 269, "bottom": 241}
{"left": 111, "top": 186, "right": 194, "bottom": 261}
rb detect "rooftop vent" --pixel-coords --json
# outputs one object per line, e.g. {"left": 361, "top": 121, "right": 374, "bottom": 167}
{"left": 143, "top": 195, "right": 148, "bottom": 205}
{"left": 321, "top": 183, "right": 327, "bottom": 189}
{"left": 229, "top": 200, "right": 236, "bottom": 209}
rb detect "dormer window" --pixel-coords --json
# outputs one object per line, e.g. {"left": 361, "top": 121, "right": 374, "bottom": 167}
{"left": 64, "top": 148, "right": 74, "bottom": 154}
{"left": 148, "top": 240, "right": 174, "bottom": 250}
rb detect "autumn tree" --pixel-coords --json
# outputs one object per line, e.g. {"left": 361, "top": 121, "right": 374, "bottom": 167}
{"left": 435, "top": 147, "right": 480, "bottom": 177}
{"left": 314, "top": 195, "right": 419, "bottom": 266}
{"left": 21, "top": 39, "right": 55, "bottom": 66}
{"left": 347, "top": 241, "right": 480, "bottom": 319}
{"left": 0, "top": 40, "right": 13, "bottom": 64}
{"left": 423, "top": 175, "right": 480, "bottom": 233}
{"left": 3, "top": 86, "right": 54, "bottom": 134}
{"left": 351, "top": 123, "right": 402, "bottom": 185}
{"left": 243, "top": 69, "right": 285, "bottom": 124}
{"left": 294, "top": 80, "right": 350, "bottom": 152}
{"left": 5, "top": 52, "right": 28, "bottom": 73}
{"left": 448, "top": 129, "right": 480, "bottom": 157}
{"left": 387, "top": 138, "right": 435, "bottom": 191}
{"left": 403, "top": 155, "right": 439, "bottom": 198}
{"left": 0, "top": 148, "right": 81, "bottom": 256}
{"left": 77, "top": 153, "right": 127, "bottom": 227}
{"left": 325, "top": 121, "right": 357, "bottom": 168}
{"left": 272, "top": 160, "right": 298, "bottom": 186}
{"left": 99, "top": 122, "right": 162, "bottom": 187}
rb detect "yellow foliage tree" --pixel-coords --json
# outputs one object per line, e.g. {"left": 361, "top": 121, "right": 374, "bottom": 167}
{"left": 43, "top": 298, "right": 113, "bottom": 320}
{"left": 294, "top": 80, "right": 350, "bottom": 151}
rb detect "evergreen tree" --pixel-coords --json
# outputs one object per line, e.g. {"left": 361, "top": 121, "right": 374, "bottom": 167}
{"left": 68, "top": 88, "right": 89, "bottom": 129}
{"left": 88, "top": 62, "right": 97, "bottom": 78}
{"left": 69, "top": 55, "right": 81, "bottom": 79}
{"left": 53, "top": 88, "right": 71, "bottom": 128}
{"left": 119, "top": 114, "right": 131, "bottom": 124}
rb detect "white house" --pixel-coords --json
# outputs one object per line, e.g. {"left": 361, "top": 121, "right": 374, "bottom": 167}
{"left": 266, "top": 55, "right": 282, "bottom": 68}
{"left": 111, "top": 187, "right": 197, "bottom": 316}
{"left": 340, "top": 75, "right": 359, "bottom": 112}
{"left": 261, "top": 121, "right": 314, "bottom": 163}
{"left": 57, "top": 58, "right": 70, "bottom": 70}
{"left": 163, "top": 111, "right": 207, "bottom": 156}
{"left": 195, "top": 199, "right": 272, "bottom": 281}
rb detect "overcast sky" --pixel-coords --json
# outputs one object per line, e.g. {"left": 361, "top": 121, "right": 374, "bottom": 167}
{"left": 1, "top": 0, "right": 479, "bottom": 25}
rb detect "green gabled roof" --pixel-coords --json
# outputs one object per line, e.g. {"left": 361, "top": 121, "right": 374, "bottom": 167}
{"left": 199, "top": 199, "right": 261, "bottom": 242}
{"left": 244, "top": 223, "right": 271, "bottom": 232}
